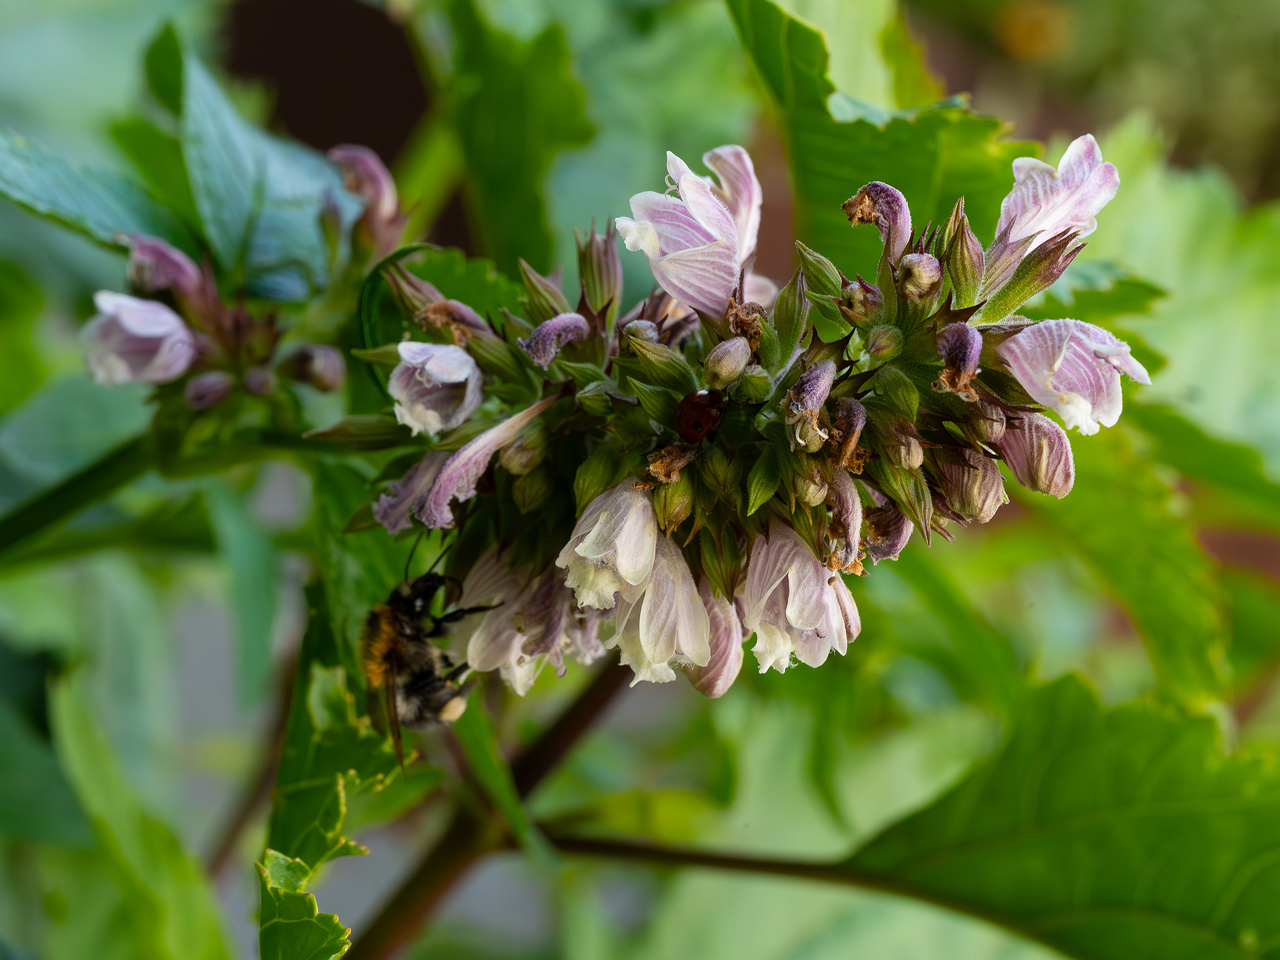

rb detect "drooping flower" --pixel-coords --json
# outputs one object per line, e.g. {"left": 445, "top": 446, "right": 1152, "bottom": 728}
{"left": 843, "top": 182, "right": 912, "bottom": 264}
{"left": 556, "top": 481, "right": 659, "bottom": 609}
{"left": 984, "top": 134, "right": 1119, "bottom": 290}
{"left": 517, "top": 312, "right": 590, "bottom": 369}
{"left": 863, "top": 492, "right": 913, "bottom": 564}
{"left": 742, "top": 519, "right": 860, "bottom": 673}
{"left": 329, "top": 144, "right": 402, "bottom": 256}
{"left": 388, "top": 341, "right": 483, "bottom": 437}
{"left": 608, "top": 534, "right": 711, "bottom": 684}
{"left": 422, "top": 396, "right": 558, "bottom": 528}
{"left": 998, "top": 411, "right": 1075, "bottom": 497}
{"left": 82, "top": 292, "right": 197, "bottom": 385}
{"left": 616, "top": 147, "right": 760, "bottom": 319}
{"left": 935, "top": 323, "right": 983, "bottom": 400}
{"left": 825, "top": 468, "right": 864, "bottom": 573}
{"left": 784, "top": 359, "right": 836, "bottom": 450}
{"left": 373, "top": 451, "right": 451, "bottom": 534}
{"left": 126, "top": 235, "right": 205, "bottom": 304}
{"left": 686, "top": 579, "right": 744, "bottom": 698}
{"left": 938, "top": 448, "right": 1006, "bottom": 523}
{"left": 994, "top": 318, "right": 1151, "bottom": 434}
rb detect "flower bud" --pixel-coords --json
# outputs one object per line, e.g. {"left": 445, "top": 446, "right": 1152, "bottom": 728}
{"left": 127, "top": 235, "right": 204, "bottom": 303}
{"left": 939, "top": 448, "right": 1005, "bottom": 523}
{"left": 576, "top": 380, "right": 613, "bottom": 417}
{"left": 82, "top": 292, "right": 196, "bottom": 385}
{"left": 934, "top": 323, "right": 982, "bottom": 401}
{"left": 184, "top": 371, "right": 234, "bottom": 410}
{"left": 980, "top": 231, "right": 1083, "bottom": 324}
{"left": 386, "top": 263, "right": 444, "bottom": 315}
{"left": 843, "top": 182, "right": 912, "bottom": 264}
{"left": 704, "top": 337, "right": 752, "bottom": 390}
{"left": 971, "top": 400, "right": 1007, "bottom": 443}
{"left": 517, "top": 312, "right": 590, "bottom": 369}
{"left": 997, "top": 412, "right": 1075, "bottom": 498}
{"left": 866, "top": 324, "right": 903, "bottom": 363}
{"left": 654, "top": 473, "right": 695, "bottom": 532}
{"left": 621, "top": 320, "right": 659, "bottom": 352}
{"left": 877, "top": 365, "right": 920, "bottom": 420}
{"left": 828, "top": 397, "right": 868, "bottom": 472}
{"left": 576, "top": 222, "right": 623, "bottom": 323}
{"left": 244, "top": 367, "right": 276, "bottom": 396}
{"left": 499, "top": 418, "right": 548, "bottom": 476}
{"left": 796, "top": 469, "right": 828, "bottom": 507}
{"left": 941, "top": 199, "right": 985, "bottom": 308}
{"left": 518, "top": 258, "right": 573, "bottom": 324}
{"left": 279, "top": 344, "right": 347, "bottom": 392}
{"left": 329, "top": 144, "right": 401, "bottom": 257}
{"left": 884, "top": 416, "right": 924, "bottom": 470}
{"left": 896, "top": 253, "right": 942, "bottom": 303}
{"left": 795, "top": 241, "right": 842, "bottom": 299}
{"left": 837, "top": 274, "right": 882, "bottom": 327}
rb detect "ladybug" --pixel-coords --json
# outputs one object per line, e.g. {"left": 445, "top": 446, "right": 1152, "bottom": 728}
{"left": 676, "top": 390, "right": 723, "bottom": 442}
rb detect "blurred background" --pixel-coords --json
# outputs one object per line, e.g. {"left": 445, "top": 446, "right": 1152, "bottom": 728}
{"left": 1, "top": 0, "right": 1279, "bottom": 957}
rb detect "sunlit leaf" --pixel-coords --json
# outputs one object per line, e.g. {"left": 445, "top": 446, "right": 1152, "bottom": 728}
{"left": 258, "top": 851, "right": 350, "bottom": 960}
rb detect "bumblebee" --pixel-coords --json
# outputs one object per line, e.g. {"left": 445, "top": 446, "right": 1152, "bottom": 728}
{"left": 360, "top": 570, "right": 491, "bottom": 764}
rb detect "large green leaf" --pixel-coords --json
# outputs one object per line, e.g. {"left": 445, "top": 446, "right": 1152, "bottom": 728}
{"left": 1015, "top": 425, "right": 1227, "bottom": 703}
{"left": 0, "top": 696, "right": 91, "bottom": 846}
{"left": 727, "top": 0, "right": 1034, "bottom": 280}
{"left": 0, "top": 128, "right": 195, "bottom": 253}
{"left": 257, "top": 851, "right": 350, "bottom": 960}
{"left": 441, "top": 0, "right": 594, "bottom": 274}
{"left": 49, "top": 670, "right": 232, "bottom": 960}
{"left": 0, "top": 258, "right": 44, "bottom": 416}
{"left": 845, "top": 675, "right": 1280, "bottom": 960}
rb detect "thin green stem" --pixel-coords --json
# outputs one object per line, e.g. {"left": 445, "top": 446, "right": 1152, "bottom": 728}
{"left": 0, "top": 435, "right": 152, "bottom": 556}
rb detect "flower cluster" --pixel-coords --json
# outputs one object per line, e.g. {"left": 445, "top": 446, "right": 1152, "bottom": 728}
{"left": 362, "top": 135, "right": 1147, "bottom": 696}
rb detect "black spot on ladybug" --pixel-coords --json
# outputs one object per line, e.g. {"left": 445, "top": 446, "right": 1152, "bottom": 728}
{"left": 677, "top": 390, "right": 723, "bottom": 442}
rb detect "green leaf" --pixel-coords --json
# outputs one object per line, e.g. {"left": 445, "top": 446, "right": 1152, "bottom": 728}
{"left": 0, "top": 696, "right": 91, "bottom": 846}
{"left": 745, "top": 445, "right": 782, "bottom": 515}
{"left": 258, "top": 852, "right": 350, "bottom": 960}
{"left": 0, "top": 128, "right": 195, "bottom": 253}
{"left": 0, "top": 257, "right": 45, "bottom": 415}
{"left": 266, "top": 599, "right": 401, "bottom": 870}
{"left": 453, "top": 690, "right": 550, "bottom": 861}
{"left": 1126, "top": 403, "right": 1280, "bottom": 528}
{"left": 845, "top": 675, "right": 1280, "bottom": 960}
{"left": 205, "top": 479, "right": 278, "bottom": 703}
{"left": 109, "top": 118, "right": 200, "bottom": 230}
{"left": 1015, "top": 426, "right": 1227, "bottom": 704}
{"left": 1222, "top": 569, "right": 1280, "bottom": 695}
{"left": 727, "top": 0, "right": 1034, "bottom": 280}
{"left": 442, "top": 0, "right": 594, "bottom": 274}
{"left": 880, "top": 15, "right": 945, "bottom": 109}
{"left": 50, "top": 670, "right": 232, "bottom": 960}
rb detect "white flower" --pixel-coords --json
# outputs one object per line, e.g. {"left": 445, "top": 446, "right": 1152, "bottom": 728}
{"left": 556, "top": 482, "right": 659, "bottom": 609}
{"left": 741, "top": 519, "right": 860, "bottom": 673}
{"left": 82, "top": 292, "right": 196, "bottom": 385}
{"left": 607, "top": 534, "right": 710, "bottom": 685}
{"left": 685, "top": 578, "right": 744, "bottom": 698}
{"left": 388, "top": 341, "right": 483, "bottom": 437}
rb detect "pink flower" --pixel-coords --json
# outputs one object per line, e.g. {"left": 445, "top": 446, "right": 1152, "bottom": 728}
{"left": 517, "top": 312, "right": 590, "bottom": 369}
{"left": 82, "top": 292, "right": 196, "bottom": 385}
{"left": 686, "top": 578, "right": 744, "bottom": 698}
{"left": 373, "top": 451, "right": 450, "bottom": 534}
{"left": 997, "top": 412, "right": 1075, "bottom": 497}
{"left": 995, "top": 319, "right": 1150, "bottom": 434}
{"left": 556, "top": 481, "right": 659, "bottom": 609}
{"left": 388, "top": 342, "right": 483, "bottom": 437}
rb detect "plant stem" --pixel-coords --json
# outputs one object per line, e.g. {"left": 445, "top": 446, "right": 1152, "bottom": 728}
{"left": 346, "top": 660, "right": 632, "bottom": 960}
{"left": 0, "top": 435, "right": 152, "bottom": 556}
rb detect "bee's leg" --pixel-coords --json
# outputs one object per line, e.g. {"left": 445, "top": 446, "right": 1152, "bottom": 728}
{"left": 424, "top": 603, "right": 501, "bottom": 637}
{"left": 443, "top": 661, "right": 470, "bottom": 683}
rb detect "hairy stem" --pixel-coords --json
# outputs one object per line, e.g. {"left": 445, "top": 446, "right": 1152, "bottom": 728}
{"left": 346, "top": 659, "right": 632, "bottom": 960}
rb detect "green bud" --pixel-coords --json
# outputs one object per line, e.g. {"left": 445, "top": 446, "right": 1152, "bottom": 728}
{"left": 574, "top": 445, "right": 616, "bottom": 514}
{"left": 513, "top": 464, "right": 553, "bottom": 513}
{"left": 630, "top": 337, "right": 699, "bottom": 395}
{"left": 733, "top": 364, "right": 773, "bottom": 403}
{"left": 621, "top": 320, "right": 659, "bottom": 351}
{"left": 576, "top": 379, "right": 613, "bottom": 417}
{"left": 866, "top": 324, "right": 903, "bottom": 363}
{"left": 876, "top": 365, "right": 920, "bottom": 420}
{"left": 795, "top": 241, "right": 842, "bottom": 299}
{"left": 699, "top": 444, "right": 740, "bottom": 496}
{"left": 838, "top": 274, "right": 882, "bottom": 328}
{"left": 795, "top": 466, "right": 828, "bottom": 506}
{"left": 518, "top": 258, "right": 572, "bottom": 324}
{"left": 498, "top": 418, "right": 547, "bottom": 476}
{"left": 654, "top": 473, "right": 695, "bottom": 532}
{"left": 302, "top": 414, "right": 411, "bottom": 451}
{"left": 700, "top": 527, "right": 743, "bottom": 600}
{"left": 704, "top": 337, "right": 752, "bottom": 390}
{"left": 895, "top": 253, "right": 943, "bottom": 303}
{"left": 575, "top": 222, "right": 623, "bottom": 324}
{"left": 941, "top": 198, "right": 985, "bottom": 309}
{"left": 466, "top": 328, "right": 525, "bottom": 382}
{"left": 745, "top": 444, "right": 782, "bottom": 515}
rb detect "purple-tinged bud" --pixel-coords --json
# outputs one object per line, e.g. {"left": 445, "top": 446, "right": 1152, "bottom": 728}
{"left": 388, "top": 341, "right": 484, "bottom": 437}
{"left": 184, "top": 371, "right": 234, "bottom": 410}
{"left": 863, "top": 492, "right": 913, "bottom": 564}
{"left": 896, "top": 253, "right": 942, "bottom": 303}
{"left": 783, "top": 359, "right": 836, "bottom": 451}
{"left": 329, "top": 144, "right": 402, "bottom": 257}
{"left": 576, "top": 222, "right": 623, "bottom": 323}
{"left": 866, "top": 324, "right": 903, "bottom": 363}
{"left": 828, "top": 397, "right": 869, "bottom": 472}
{"left": 980, "top": 230, "right": 1083, "bottom": 323}
{"left": 998, "top": 412, "right": 1075, "bottom": 497}
{"left": 941, "top": 200, "right": 985, "bottom": 308}
{"left": 972, "top": 400, "right": 1007, "bottom": 443}
{"left": 126, "top": 235, "right": 204, "bottom": 303}
{"left": 704, "top": 337, "right": 752, "bottom": 390}
{"left": 518, "top": 258, "right": 573, "bottom": 325}
{"left": 498, "top": 418, "right": 547, "bottom": 476}
{"left": 386, "top": 263, "right": 444, "bottom": 315}
{"left": 688, "top": 578, "right": 744, "bottom": 698}
{"left": 622, "top": 319, "right": 659, "bottom": 349}
{"left": 279, "top": 344, "right": 347, "bottom": 392}
{"left": 939, "top": 448, "right": 1005, "bottom": 523}
{"left": 884, "top": 416, "right": 924, "bottom": 470}
{"left": 826, "top": 468, "right": 864, "bottom": 573}
{"left": 244, "top": 367, "right": 276, "bottom": 396}
{"left": 517, "top": 312, "right": 590, "bottom": 369}
{"left": 934, "top": 323, "right": 983, "bottom": 401}
{"left": 837, "top": 274, "right": 882, "bottom": 327}
{"left": 82, "top": 292, "right": 196, "bottom": 385}
{"left": 843, "top": 182, "right": 912, "bottom": 264}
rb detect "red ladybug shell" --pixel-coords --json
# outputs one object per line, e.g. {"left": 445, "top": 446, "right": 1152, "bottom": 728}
{"left": 676, "top": 390, "right": 723, "bottom": 442}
